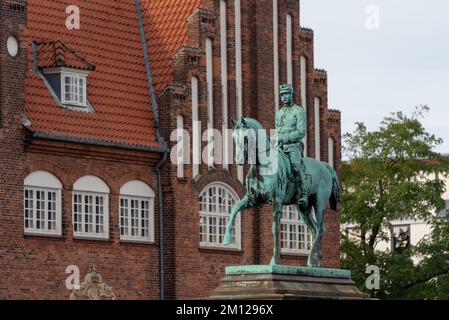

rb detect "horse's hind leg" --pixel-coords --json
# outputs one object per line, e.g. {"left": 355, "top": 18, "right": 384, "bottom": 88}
{"left": 297, "top": 204, "right": 317, "bottom": 239}
{"left": 307, "top": 201, "right": 326, "bottom": 268}
{"left": 270, "top": 207, "right": 282, "bottom": 266}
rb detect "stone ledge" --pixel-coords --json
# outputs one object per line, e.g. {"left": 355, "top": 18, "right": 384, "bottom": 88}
{"left": 225, "top": 265, "right": 351, "bottom": 279}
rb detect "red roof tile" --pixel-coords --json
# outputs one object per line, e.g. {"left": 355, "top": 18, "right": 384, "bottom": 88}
{"left": 141, "top": 0, "right": 202, "bottom": 93}
{"left": 25, "top": 0, "right": 160, "bottom": 149}
{"left": 35, "top": 40, "right": 95, "bottom": 70}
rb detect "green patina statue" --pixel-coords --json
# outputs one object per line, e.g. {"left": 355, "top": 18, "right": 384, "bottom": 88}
{"left": 223, "top": 84, "right": 340, "bottom": 268}
{"left": 277, "top": 84, "right": 308, "bottom": 211}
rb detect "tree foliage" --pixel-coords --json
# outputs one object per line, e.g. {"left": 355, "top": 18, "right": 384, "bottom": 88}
{"left": 341, "top": 106, "right": 449, "bottom": 299}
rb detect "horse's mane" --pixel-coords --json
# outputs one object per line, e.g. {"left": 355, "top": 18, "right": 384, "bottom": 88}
{"left": 242, "top": 117, "right": 264, "bottom": 131}
{"left": 242, "top": 117, "right": 270, "bottom": 151}
{"left": 242, "top": 117, "right": 292, "bottom": 179}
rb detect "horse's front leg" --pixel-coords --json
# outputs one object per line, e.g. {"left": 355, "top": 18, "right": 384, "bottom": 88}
{"left": 270, "top": 205, "right": 283, "bottom": 266}
{"left": 223, "top": 195, "right": 252, "bottom": 245}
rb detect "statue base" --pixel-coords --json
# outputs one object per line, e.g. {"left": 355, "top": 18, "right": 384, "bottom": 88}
{"left": 207, "top": 265, "right": 370, "bottom": 300}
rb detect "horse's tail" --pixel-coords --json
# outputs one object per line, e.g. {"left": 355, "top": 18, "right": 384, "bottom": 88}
{"left": 325, "top": 163, "right": 340, "bottom": 211}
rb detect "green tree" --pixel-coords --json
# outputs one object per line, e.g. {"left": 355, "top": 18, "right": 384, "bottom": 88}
{"left": 341, "top": 106, "right": 449, "bottom": 299}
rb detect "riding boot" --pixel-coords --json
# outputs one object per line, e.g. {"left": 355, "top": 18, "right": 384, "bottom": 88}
{"left": 297, "top": 167, "right": 308, "bottom": 211}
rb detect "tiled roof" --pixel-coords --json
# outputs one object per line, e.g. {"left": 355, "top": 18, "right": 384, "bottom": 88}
{"left": 25, "top": 0, "right": 160, "bottom": 149}
{"left": 141, "top": 0, "right": 202, "bottom": 93}
{"left": 35, "top": 40, "right": 95, "bottom": 71}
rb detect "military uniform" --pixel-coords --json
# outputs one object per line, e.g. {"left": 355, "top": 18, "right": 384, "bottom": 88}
{"left": 276, "top": 84, "right": 308, "bottom": 209}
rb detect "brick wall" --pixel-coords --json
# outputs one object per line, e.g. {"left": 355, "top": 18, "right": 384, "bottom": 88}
{"left": 0, "top": 0, "right": 28, "bottom": 298}
{"left": 1, "top": 138, "right": 162, "bottom": 299}
{"left": 0, "top": 0, "right": 165, "bottom": 300}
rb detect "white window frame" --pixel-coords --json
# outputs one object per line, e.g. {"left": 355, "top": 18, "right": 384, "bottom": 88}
{"left": 119, "top": 196, "right": 154, "bottom": 243}
{"left": 61, "top": 71, "right": 87, "bottom": 107}
{"left": 72, "top": 176, "right": 110, "bottom": 240}
{"left": 119, "top": 180, "right": 155, "bottom": 243}
{"left": 73, "top": 191, "right": 109, "bottom": 240}
{"left": 24, "top": 171, "right": 62, "bottom": 237}
{"left": 199, "top": 182, "right": 241, "bottom": 250}
{"left": 281, "top": 205, "right": 313, "bottom": 254}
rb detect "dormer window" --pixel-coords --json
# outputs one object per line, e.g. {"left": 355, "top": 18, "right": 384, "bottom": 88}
{"left": 62, "top": 71, "right": 87, "bottom": 107}
{"left": 43, "top": 67, "right": 90, "bottom": 109}
{"left": 33, "top": 40, "right": 95, "bottom": 111}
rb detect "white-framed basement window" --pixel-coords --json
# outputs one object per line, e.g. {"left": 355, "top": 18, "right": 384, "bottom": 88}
{"left": 62, "top": 72, "right": 87, "bottom": 107}
{"left": 199, "top": 183, "right": 241, "bottom": 250}
{"left": 72, "top": 176, "right": 110, "bottom": 240}
{"left": 119, "top": 180, "right": 155, "bottom": 243}
{"left": 24, "top": 171, "right": 63, "bottom": 236}
{"left": 281, "top": 205, "right": 313, "bottom": 254}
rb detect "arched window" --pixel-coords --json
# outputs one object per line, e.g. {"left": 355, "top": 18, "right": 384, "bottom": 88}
{"left": 199, "top": 183, "right": 241, "bottom": 249}
{"left": 72, "top": 176, "right": 110, "bottom": 240}
{"left": 119, "top": 180, "right": 155, "bottom": 243}
{"left": 24, "top": 171, "right": 63, "bottom": 236}
{"left": 281, "top": 206, "right": 313, "bottom": 254}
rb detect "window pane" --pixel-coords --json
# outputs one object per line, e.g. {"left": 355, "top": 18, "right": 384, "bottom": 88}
{"left": 24, "top": 188, "right": 59, "bottom": 234}
{"left": 392, "top": 225, "right": 411, "bottom": 253}
{"left": 79, "top": 78, "right": 85, "bottom": 104}
{"left": 63, "top": 74, "right": 86, "bottom": 106}
{"left": 73, "top": 193, "right": 105, "bottom": 237}
{"left": 281, "top": 206, "right": 313, "bottom": 252}
{"left": 119, "top": 196, "right": 152, "bottom": 241}
{"left": 64, "top": 76, "right": 73, "bottom": 102}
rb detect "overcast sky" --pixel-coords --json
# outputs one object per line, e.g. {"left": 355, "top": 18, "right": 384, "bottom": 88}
{"left": 301, "top": 0, "right": 449, "bottom": 154}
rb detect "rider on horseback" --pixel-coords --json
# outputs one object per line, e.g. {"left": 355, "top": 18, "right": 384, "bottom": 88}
{"left": 276, "top": 84, "right": 308, "bottom": 211}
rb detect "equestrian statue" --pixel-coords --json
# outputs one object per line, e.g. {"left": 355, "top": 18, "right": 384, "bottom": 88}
{"left": 223, "top": 84, "right": 340, "bottom": 268}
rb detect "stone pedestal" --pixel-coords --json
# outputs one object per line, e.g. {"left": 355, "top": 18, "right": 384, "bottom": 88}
{"left": 208, "top": 265, "right": 369, "bottom": 300}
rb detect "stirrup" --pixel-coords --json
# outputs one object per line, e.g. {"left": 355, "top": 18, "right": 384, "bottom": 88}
{"left": 298, "top": 195, "right": 308, "bottom": 210}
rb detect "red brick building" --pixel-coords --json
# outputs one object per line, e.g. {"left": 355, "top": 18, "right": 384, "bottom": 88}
{"left": 0, "top": 0, "right": 341, "bottom": 299}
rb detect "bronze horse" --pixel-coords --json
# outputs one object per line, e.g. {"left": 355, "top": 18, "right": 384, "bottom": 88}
{"left": 223, "top": 118, "right": 340, "bottom": 267}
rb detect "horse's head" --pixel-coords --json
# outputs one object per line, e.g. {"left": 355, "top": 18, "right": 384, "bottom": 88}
{"left": 232, "top": 118, "right": 249, "bottom": 165}
{"left": 231, "top": 117, "right": 264, "bottom": 166}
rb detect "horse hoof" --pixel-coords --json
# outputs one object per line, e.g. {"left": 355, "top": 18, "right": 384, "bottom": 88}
{"left": 307, "top": 257, "right": 320, "bottom": 268}
{"left": 223, "top": 234, "right": 233, "bottom": 245}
